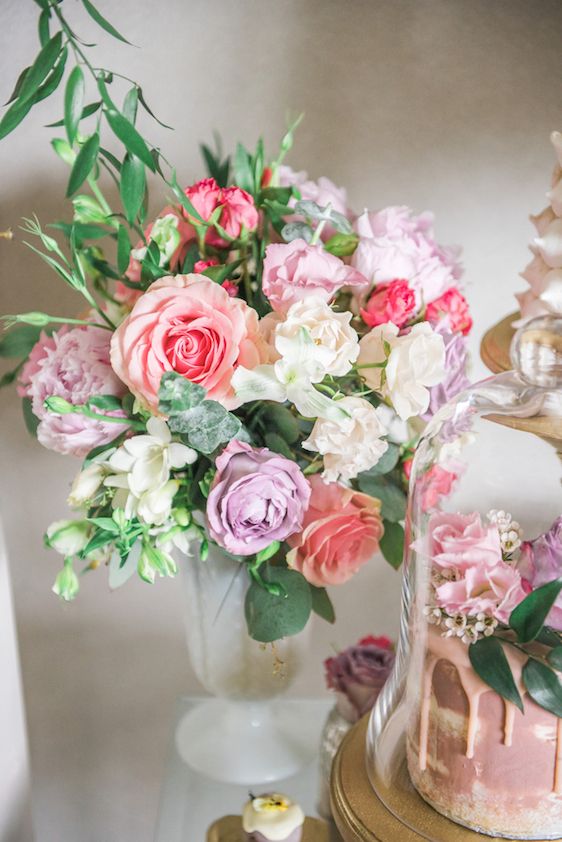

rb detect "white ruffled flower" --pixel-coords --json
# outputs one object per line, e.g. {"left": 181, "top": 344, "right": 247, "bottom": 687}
{"left": 275, "top": 297, "right": 359, "bottom": 377}
{"left": 131, "top": 213, "right": 180, "bottom": 267}
{"left": 303, "top": 396, "right": 388, "bottom": 482}
{"left": 104, "top": 418, "right": 197, "bottom": 525}
{"left": 46, "top": 519, "right": 91, "bottom": 556}
{"left": 67, "top": 461, "right": 106, "bottom": 509}
{"left": 358, "top": 322, "right": 446, "bottom": 420}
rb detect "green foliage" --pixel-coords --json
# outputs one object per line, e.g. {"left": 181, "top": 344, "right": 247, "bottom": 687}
{"left": 264, "top": 432, "right": 293, "bottom": 459}
{"left": 116, "top": 225, "right": 131, "bottom": 275}
{"left": 81, "top": 0, "right": 132, "bottom": 44}
{"left": 379, "top": 520, "right": 404, "bottom": 569}
{"left": 22, "top": 397, "right": 39, "bottom": 437}
{"left": 0, "top": 324, "right": 44, "bottom": 358}
{"left": 356, "top": 473, "right": 407, "bottom": 522}
{"left": 200, "top": 139, "right": 230, "bottom": 187}
{"left": 324, "top": 232, "right": 359, "bottom": 257}
{"left": 468, "top": 636, "right": 524, "bottom": 712}
{"left": 310, "top": 586, "right": 336, "bottom": 623}
{"left": 510, "top": 578, "right": 562, "bottom": 644}
{"left": 245, "top": 565, "right": 312, "bottom": 642}
{"left": 547, "top": 646, "right": 562, "bottom": 671}
{"left": 104, "top": 109, "right": 156, "bottom": 171}
{"left": 18, "top": 31, "right": 63, "bottom": 105}
{"left": 66, "top": 133, "right": 100, "bottom": 196}
{"left": 64, "top": 65, "right": 85, "bottom": 144}
{"left": 120, "top": 153, "right": 146, "bottom": 223}
{"left": 261, "top": 403, "right": 300, "bottom": 444}
{"left": 522, "top": 658, "right": 562, "bottom": 718}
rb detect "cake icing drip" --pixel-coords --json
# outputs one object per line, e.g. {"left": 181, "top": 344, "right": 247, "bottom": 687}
{"left": 516, "top": 131, "right": 562, "bottom": 325}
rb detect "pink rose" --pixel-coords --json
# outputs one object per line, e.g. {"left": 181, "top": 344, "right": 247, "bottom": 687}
{"left": 418, "top": 464, "right": 457, "bottom": 512}
{"left": 426, "top": 512, "right": 503, "bottom": 573}
{"left": 183, "top": 178, "right": 259, "bottom": 248}
{"left": 435, "top": 561, "right": 527, "bottom": 624}
{"left": 425, "top": 287, "right": 472, "bottom": 336}
{"left": 262, "top": 239, "right": 368, "bottom": 313}
{"left": 20, "top": 326, "right": 127, "bottom": 457}
{"left": 110, "top": 274, "right": 267, "bottom": 412}
{"left": 193, "top": 257, "right": 219, "bottom": 273}
{"left": 287, "top": 475, "right": 383, "bottom": 587}
{"left": 360, "top": 279, "right": 417, "bottom": 328}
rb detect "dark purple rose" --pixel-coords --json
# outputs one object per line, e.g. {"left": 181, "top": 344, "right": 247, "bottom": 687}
{"left": 423, "top": 330, "right": 470, "bottom": 419}
{"left": 206, "top": 439, "right": 311, "bottom": 556}
{"left": 324, "top": 637, "right": 395, "bottom": 723}
{"left": 518, "top": 517, "right": 562, "bottom": 630}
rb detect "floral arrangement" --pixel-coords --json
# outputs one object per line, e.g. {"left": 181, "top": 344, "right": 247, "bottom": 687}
{"left": 324, "top": 634, "right": 395, "bottom": 723}
{"left": 0, "top": 1, "right": 471, "bottom": 643}
{"left": 420, "top": 508, "right": 562, "bottom": 718}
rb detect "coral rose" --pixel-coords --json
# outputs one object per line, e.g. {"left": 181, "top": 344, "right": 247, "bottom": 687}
{"left": 287, "top": 475, "right": 383, "bottom": 587}
{"left": 110, "top": 274, "right": 267, "bottom": 412}
{"left": 360, "top": 279, "right": 417, "bottom": 328}
{"left": 425, "top": 286, "right": 472, "bottom": 336}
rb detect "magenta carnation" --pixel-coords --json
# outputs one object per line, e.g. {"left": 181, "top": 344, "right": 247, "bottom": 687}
{"left": 21, "top": 326, "right": 127, "bottom": 457}
{"left": 206, "top": 440, "right": 311, "bottom": 556}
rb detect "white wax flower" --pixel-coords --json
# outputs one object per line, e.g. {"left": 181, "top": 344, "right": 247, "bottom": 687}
{"left": 46, "top": 519, "right": 91, "bottom": 556}
{"left": 303, "top": 396, "right": 388, "bottom": 482}
{"left": 67, "top": 461, "right": 106, "bottom": 509}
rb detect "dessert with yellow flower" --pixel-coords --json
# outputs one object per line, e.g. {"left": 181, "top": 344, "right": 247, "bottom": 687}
{"left": 242, "top": 793, "right": 304, "bottom": 842}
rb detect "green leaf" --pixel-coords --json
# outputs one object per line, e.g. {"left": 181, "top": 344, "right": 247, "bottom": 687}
{"left": 245, "top": 566, "right": 312, "bottom": 642}
{"left": 234, "top": 143, "right": 254, "bottom": 193}
{"left": 523, "top": 657, "right": 562, "bottom": 718}
{"left": 120, "top": 153, "right": 146, "bottom": 223}
{"left": 38, "top": 9, "right": 50, "bottom": 46}
{"left": 81, "top": 0, "right": 132, "bottom": 44}
{"left": 310, "top": 586, "right": 336, "bottom": 624}
{"left": 117, "top": 225, "right": 131, "bottom": 275}
{"left": 64, "top": 66, "right": 85, "bottom": 145}
{"left": 510, "top": 577, "right": 562, "bottom": 644}
{"left": 537, "top": 627, "right": 562, "bottom": 647}
{"left": 46, "top": 100, "right": 102, "bottom": 128}
{"left": 356, "top": 475, "right": 407, "bottom": 522}
{"left": 104, "top": 109, "right": 156, "bottom": 171}
{"left": 17, "top": 31, "right": 62, "bottom": 105}
{"left": 324, "top": 232, "right": 360, "bottom": 257}
{"left": 122, "top": 86, "right": 138, "bottom": 124}
{"left": 360, "top": 443, "right": 399, "bottom": 477}
{"left": 158, "top": 372, "right": 205, "bottom": 414}
{"left": 379, "top": 520, "right": 404, "bottom": 569}
{"left": 262, "top": 404, "right": 300, "bottom": 444}
{"left": 137, "top": 87, "right": 173, "bottom": 129}
{"left": 264, "top": 432, "right": 293, "bottom": 459}
{"left": 66, "top": 133, "right": 100, "bottom": 196}
{"left": 0, "top": 97, "right": 34, "bottom": 141}
{"left": 171, "top": 402, "right": 241, "bottom": 454}
{"left": 202, "top": 260, "right": 243, "bottom": 285}
{"left": 34, "top": 47, "right": 68, "bottom": 103}
{"left": 169, "top": 170, "right": 205, "bottom": 223}
{"left": 80, "top": 529, "right": 115, "bottom": 558}
{"left": 256, "top": 542, "right": 281, "bottom": 564}
{"left": 548, "top": 646, "right": 562, "bottom": 671}
{"left": 87, "top": 517, "right": 120, "bottom": 533}
{"left": 0, "top": 324, "right": 43, "bottom": 358}
{"left": 200, "top": 142, "right": 230, "bottom": 186}
{"left": 87, "top": 395, "right": 123, "bottom": 411}
{"left": 22, "top": 397, "right": 39, "bottom": 437}
{"left": 4, "top": 66, "right": 31, "bottom": 106}
{"left": 468, "top": 637, "right": 524, "bottom": 712}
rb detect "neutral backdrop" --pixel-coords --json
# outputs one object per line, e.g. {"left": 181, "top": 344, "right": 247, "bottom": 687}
{"left": 1, "top": 1, "right": 562, "bottom": 840}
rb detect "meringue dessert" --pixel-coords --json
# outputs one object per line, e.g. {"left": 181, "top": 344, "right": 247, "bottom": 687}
{"left": 242, "top": 793, "right": 304, "bottom": 842}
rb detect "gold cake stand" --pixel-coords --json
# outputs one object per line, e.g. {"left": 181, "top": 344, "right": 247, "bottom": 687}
{"left": 330, "top": 313, "right": 562, "bottom": 841}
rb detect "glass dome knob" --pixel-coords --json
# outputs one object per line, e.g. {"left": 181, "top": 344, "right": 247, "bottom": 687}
{"left": 511, "top": 315, "right": 562, "bottom": 388}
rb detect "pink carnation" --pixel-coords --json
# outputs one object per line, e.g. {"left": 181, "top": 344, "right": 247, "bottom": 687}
{"left": 110, "top": 274, "right": 267, "bottom": 412}
{"left": 418, "top": 464, "right": 457, "bottom": 512}
{"left": 360, "top": 279, "right": 416, "bottom": 328}
{"left": 435, "top": 561, "right": 526, "bottom": 624}
{"left": 427, "top": 511, "right": 503, "bottom": 573}
{"left": 262, "top": 239, "right": 368, "bottom": 313}
{"left": 426, "top": 287, "right": 472, "bottom": 336}
{"left": 21, "top": 326, "right": 127, "bottom": 457}
{"left": 352, "top": 206, "right": 463, "bottom": 305}
{"left": 183, "top": 177, "right": 258, "bottom": 248}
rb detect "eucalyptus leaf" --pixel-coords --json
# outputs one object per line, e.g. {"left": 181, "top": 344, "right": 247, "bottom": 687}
{"left": 329, "top": 209, "right": 353, "bottom": 234}
{"left": 245, "top": 566, "right": 312, "bottom": 642}
{"left": 468, "top": 636, "right": 524, "bottom": 712}
{"left": 310, "top": 586, "right": 336, "bottom": 624}
{"left": 17, "top": 31, "right": 63, "bottom": 104}
{"left": 81, "top": 0, "right": 132, "bottom": 44}
{"left": 64, "top": 66, "right": 85, "bottom": 145}
{"left": 510, "top": 577, "right": 562, "bottom": 644}
{"left": 171, "top": 402, "right": 241, "bottom": 454}
{"left": 264, "top": 432, "right": 293, "bottom": 459}
{"left": 158, "top": 372, "right": 205, "bottom": 414}
{"left": 379, "top": 520, "right": 405, "bottom": 569}
{"left": 104, "top": 108, "right": 156, "bottom": 171}
{"left": 120, "top": 153, "right": 145, "bottom": 223}
{"left": 523, "top": 657, "right": 562, "bottom": 718}
{"left": 281, "top": 221, "right": 312, "bottom": 243}
{"left": 356, "top": 475, "right": 407, "bottom": 522}
{"left": 66, "top": 133, "right": 100, "bottom": 196}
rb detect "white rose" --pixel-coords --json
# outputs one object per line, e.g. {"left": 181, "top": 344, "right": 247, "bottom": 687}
{"left": 385, "top": 323, "right": 446, "bottom": 420}
{"left": 303, "top": 396, "right": 388, "bottom": 482}
{"left": 67, "top": 462, "right": 105, "bottom": 509}
{"left": 46, "top": 519, "right": 91, "bottom": 556}
{"left": 275, "top": 297, "right": 359, "bottom": 377}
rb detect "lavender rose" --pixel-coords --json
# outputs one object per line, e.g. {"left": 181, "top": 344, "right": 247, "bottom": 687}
{"left": 206, "top": 440, "right": 311, "bottom": 556}
{"left": 519, "top": 517, "right": 562, "bottom": 630}
{"left": 423, "top": 330, "right": 470, "bottom": 419}
{"left": 324, "top": 636, "right": 395, "bottom": 723}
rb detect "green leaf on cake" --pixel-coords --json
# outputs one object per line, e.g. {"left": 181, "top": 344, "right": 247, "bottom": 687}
{"left": 245, "top": 566, "right": 312, "bottom": 642}
{"left": 523, "top": 658, "right": 562, "bottom": 718}
{"left": 468, "top": 636, "right": 524, "bottom": 712}
{"left": 509, "top": 577, "right": 562, "bottom": 644}
{"left": 547, "top": 646, "right": 562, "bottom": 671}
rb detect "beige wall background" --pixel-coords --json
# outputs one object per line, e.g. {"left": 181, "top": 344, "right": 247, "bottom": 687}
{"left": 1, "top": 1, "right": 562, "bottom": 839}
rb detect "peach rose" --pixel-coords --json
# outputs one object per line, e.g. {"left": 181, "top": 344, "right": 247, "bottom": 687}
{"left": 110, "top": 274, "right": 267, "bottom": 412}
{"left": 287, "top": 475, "right": 383, "bottom": 587}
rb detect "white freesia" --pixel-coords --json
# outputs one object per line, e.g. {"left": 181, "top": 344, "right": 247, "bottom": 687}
{"left": 104, "top": 418, "right": 197, "bottom": 525}
{"left": 275, "top": 297, "right": 359, "bottom": 376}
{"left": 131, "top": 213, "right": 180, "bottom": 266}
{"left": 303, "top": 396, "right": 388, "bottom": 482}
{"left": 358, "top": 322, "right": 445, "bottom": 420}
{"left": 46, "top": 519, "right": 91, "bottom": 556}
{"left": 67, "top": 461, "right": 105, "bottom": 509}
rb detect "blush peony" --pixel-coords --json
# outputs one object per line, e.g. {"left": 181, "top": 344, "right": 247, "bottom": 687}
{"left": 287, "top": 476, "right": 383, "bottom": 587}
{"left": 110, "top": 274, "right": 267, "bottom": 412}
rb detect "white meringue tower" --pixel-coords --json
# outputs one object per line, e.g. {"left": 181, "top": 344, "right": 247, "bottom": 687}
{"left": 516, "top": 132, "right": 562, "bottom": 323}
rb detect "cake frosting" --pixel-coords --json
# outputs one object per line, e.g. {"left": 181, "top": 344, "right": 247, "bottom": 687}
{"left": 242, "top": 793, "right": 304, "bottom": 842}
{"left": 407, "top": 626, "right": 562, "bottom": 838}
{"left": 516, "top": 131, "right": 562, "bottom": 325}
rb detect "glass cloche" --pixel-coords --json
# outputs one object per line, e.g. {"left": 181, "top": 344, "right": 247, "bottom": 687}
{"left": 367, "top": 315, "right": 562, "bottom": 840}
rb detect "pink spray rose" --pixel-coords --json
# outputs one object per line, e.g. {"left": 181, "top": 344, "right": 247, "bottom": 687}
{"left": 110, "top": 274, "right": 267, "bottom": 412}
{"left": 262, "top": 239, "right": 368, "bottom": 313}
{"left": 360, "top": 279, "right": 417, "bottom": 328}
{"left": 20, "top": 326, "right": 127, "bottom": 457}
{"left": 324, "top": 635, "right": 395, "bottom": 723}
{"left": 287, "top": 475, "right": 383, "bottom": 587}
{"left": 352, "top": 206, "right": 462, "bottom": 305}
{"left": 206, "top": 440, "right": 311, "bottom": 556}
{"left": 183, "top": 177, "right": 259, "bottom": 248}
{"left": 435, "top": 561, "right": 527, "bottom": 624}
{"left": 425, "top": 287, "right": 473, "bottom": 336}
{"left": 193, "top": 257, "right": 219, "bottom": 273}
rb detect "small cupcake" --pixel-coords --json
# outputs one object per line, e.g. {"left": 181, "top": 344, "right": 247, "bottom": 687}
{"left": 242, "top": 793, "right": 305, "bottom": 842}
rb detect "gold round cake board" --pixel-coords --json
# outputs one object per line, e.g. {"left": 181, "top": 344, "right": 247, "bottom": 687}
{"left": 330, "top": 715, "right": 562, "bottom": 842}
{"left": 479, "top": 311, "right": 516, "bottom": 374}
{"left": 206, "top": 815, "right": 329, "bottom": 840}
